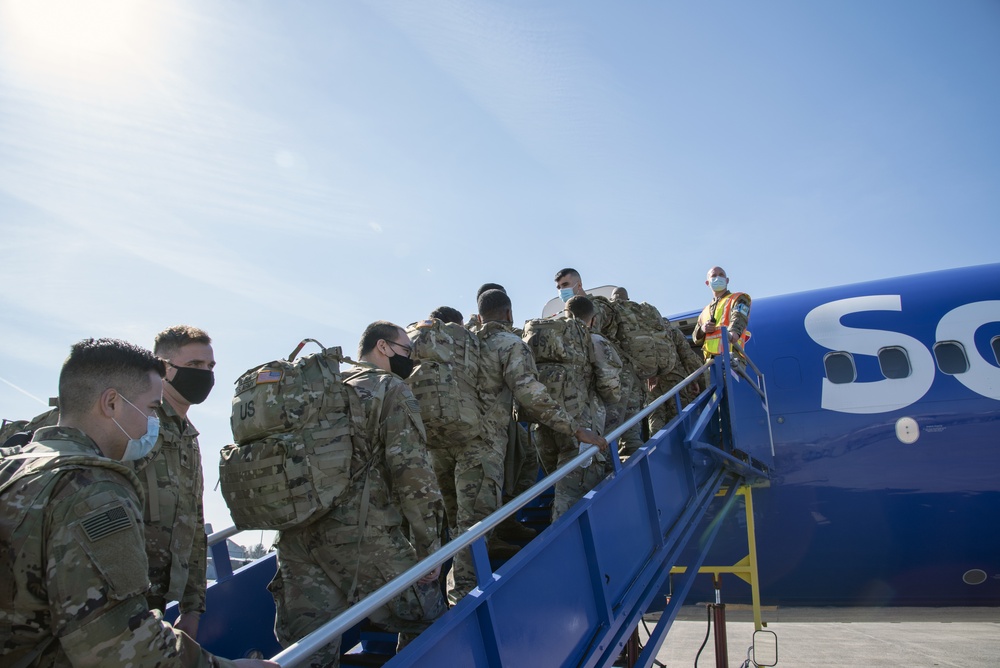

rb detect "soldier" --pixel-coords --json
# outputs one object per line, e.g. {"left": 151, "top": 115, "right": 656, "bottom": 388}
{"left": 137, "top": 325, "right": 216, "bottom": 638}
{"left": 692, "top": 266, "right": 751, "bottom": 363}
{"left": 648, "top": 318, "right": 705, "bottom": 434}
{"left": 429, "top": 305, "right": 463, "bottom": 325}
{"left": 0, "top": 337, "right": 273, "bottom": 668}
{"left": 476, "top": 289, "right": 607, "bottom": 528}
{"left": 554, "top": 268, "right": 644, "bottom": 454}
{"left": 565, "top": 295, "right": 623, "bottom": 434}
{"left": 465, "top": 283, "right": 506, "bottom": 329}
{"left": 269, "top": 321, "right": 446, "bottom": 667}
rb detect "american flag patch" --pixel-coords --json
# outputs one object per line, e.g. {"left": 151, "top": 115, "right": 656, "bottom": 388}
{"left": 257, "top": 370, "right": 283, "bottom": 384}
{"left": 81, "top": 504, "right": 133, "bottom": 542}
{"left": 417, "top": 319, "right": 434, "bottom": 328}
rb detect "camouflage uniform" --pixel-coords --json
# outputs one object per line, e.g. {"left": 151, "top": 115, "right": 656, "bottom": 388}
{"left": 269, "top": 362, "right": 446, "bottom": 668}
{"left": 591, "top": 296, "right": 645, "bottom": 456}
{"left": 591, "top": 333, "right": 623, "bottom": 434}
{"left": 0, "top": 407, "right": 58, "bottom": 447}
{"left": 475, "top": 322, "right": 583, "bottom": 560}
{"left": 131, "top": 400, "right": 207, "bottom": 617}
{"left": 513, "top": 319, "right": 607, "bottom": 522}
{"left": 648, "top": 321, "right": 706, "bottom": 434}
{"left": 0, "top": 426, "right": 236, "bottom": 668}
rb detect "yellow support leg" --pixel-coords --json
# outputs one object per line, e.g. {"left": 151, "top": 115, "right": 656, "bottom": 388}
{"left": 670, "top": 485, "right": 766, "bottom": 630}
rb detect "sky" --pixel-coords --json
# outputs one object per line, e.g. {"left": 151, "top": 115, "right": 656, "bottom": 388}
{"left": 1, "top": 0, "right": 998, "bottom": 541}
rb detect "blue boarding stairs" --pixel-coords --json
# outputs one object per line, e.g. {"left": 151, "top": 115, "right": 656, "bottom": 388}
{"left": 180, "top": 328, "right": 774, "bottom": 667}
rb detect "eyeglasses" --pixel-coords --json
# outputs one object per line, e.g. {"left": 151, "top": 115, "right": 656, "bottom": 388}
{"left": 386, "top": 340, "right": 412, "bottom": 357}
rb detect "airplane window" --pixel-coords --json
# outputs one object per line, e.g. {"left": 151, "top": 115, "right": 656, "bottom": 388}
{"left": 878, "top": 346, "right": 911, "bottom": 379}
{"left": 823, "top": 351, "right": 855, "bottom": 384}
{"left": 933, "top": 341, "right": 969, "bottom": 375}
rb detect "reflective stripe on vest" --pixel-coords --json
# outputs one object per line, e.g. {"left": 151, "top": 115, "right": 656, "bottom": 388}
{"left": 703, "top": 292, "right": 750, "bottom": 356}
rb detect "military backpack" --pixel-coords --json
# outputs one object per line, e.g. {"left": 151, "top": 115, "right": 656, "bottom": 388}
{"left": 610, "top": 300, "right": 678, "bottom": 379}
{"left": 219, "top": 339, "right": 366, "bottom": 531}
{"left": 521, "top": 317, "right": 594, "bottom": 420}
{"left": 405, "top": 318, "right": 483, "bottom": 445}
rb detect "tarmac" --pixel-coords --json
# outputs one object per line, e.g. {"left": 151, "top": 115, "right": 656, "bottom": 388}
{"left": 641, "top": 606, "right": 1000, "bottom": 667}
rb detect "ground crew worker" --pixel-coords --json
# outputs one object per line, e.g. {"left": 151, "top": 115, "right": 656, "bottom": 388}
{"left": 692, "top": 266, "right": 751, "bottom": 363}
{"left": 554, "top": 268, "right": 644, "bottom": 454}
{"left": 137, "top": 325, "right": 216, "bottom": 638}
{"left": 269, "top": 321, "right": 446, "bottom": 667}
{"left": 0, "top": 337, "right": 274, "bottom": 668}
{"left": 477, "top": 289, "right": 608, "bottom": 528}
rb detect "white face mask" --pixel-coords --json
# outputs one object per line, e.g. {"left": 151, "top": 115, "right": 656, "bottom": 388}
{"left": 113, "top": 394, "right": 160, "bottom": 461}
{"left": 709, "top": 275, "right": 728, "bottom": 292}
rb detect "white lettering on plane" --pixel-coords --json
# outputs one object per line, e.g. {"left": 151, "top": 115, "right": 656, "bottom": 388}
{"left": 804, "top": 296, "right": 1000, "bottom": 414}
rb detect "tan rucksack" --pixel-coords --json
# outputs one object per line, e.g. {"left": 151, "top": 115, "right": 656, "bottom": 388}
{"left": 405, "top": 319, "right": 483, "bottom": 445}
{"left": 521, "top": 317, "right": 594, "bottom": 420}
{"left": 219, "top": 340, "right": 366, "bottom": 531}
{"left": 611, "top": 300, "right": 678, "bottom": 379}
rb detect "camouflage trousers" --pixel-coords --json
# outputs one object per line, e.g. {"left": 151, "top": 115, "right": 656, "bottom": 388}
{"left": 607, "top": 368, "right": 645, "bottom": 457}
{"left": 536, "top": 427, "right": 608, "bottom": 522}
{"left": 428, "top": 434, "right": 505, "bottom": 606}
{"left": 269, "top": 523, "right": 446, "bottom": 668}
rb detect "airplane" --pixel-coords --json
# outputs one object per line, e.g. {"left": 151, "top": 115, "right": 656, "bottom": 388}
{"left": 668, "top": 261, "right": 1000, "bottom": 606}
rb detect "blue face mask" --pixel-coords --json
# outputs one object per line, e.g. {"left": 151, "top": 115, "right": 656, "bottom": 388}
{"left": 559, "top": 287, "right": 576, "bottom": 302}
{"left": 709, "top": 275, "right": 728, "bottom": 292}
{"left": 113, "top": 394, "right": 160, "bottom": 462}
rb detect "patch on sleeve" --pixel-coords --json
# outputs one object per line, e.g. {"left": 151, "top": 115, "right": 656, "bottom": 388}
{"left": 416, "top": 319, "right": 435, "bottom": 328}
{"left": 81, "top": 503, "right": 134, "bottom": 542}
{"left": 72, "top": 497, "right": 149, "bottom": 601}
{"left": 734, "top": 303, "right": 750, "bottom": 317}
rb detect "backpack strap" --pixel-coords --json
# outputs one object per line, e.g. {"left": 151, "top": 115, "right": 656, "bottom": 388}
{"left": 341, "top": 368, "right": 389, "bottom": 602}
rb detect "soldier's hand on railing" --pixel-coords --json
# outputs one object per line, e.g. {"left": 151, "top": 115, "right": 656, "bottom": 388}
{"left": 418, "top": 564, "right": 442, "bottom": 584}
{"left": 575, "top": 428, "right": 608, "bottom": 451}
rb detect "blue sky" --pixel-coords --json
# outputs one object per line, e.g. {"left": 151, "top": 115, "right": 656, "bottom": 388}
{"left": 1, "top": 0, "right": 998, "bottom": 535}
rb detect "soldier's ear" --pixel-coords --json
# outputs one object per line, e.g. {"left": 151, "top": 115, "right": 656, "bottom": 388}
{"left": 97, "top": 388, "right": 119, "bottom": 418}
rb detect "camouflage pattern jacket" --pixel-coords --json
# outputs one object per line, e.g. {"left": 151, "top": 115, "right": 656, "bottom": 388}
{"left": 310, "top": 363, "right": 445, "bottom": 559}
{"left": 591, "top": 332, "right": 623, "bottom": 430}
{"left": 0, "top": 426, "right": 235, "bottom": 668}
{"left": 131, "top": 400, "right": 207, "bottom": 615}
{"left": 477, "top": 322, "right": 578, "bottom": 440}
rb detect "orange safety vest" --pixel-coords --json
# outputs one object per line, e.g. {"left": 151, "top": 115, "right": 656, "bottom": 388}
{"left": 703, "top": 292, "right": 751, "bottom": 357}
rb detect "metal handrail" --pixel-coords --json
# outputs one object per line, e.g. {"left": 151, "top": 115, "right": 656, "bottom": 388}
{"left": 207, "top": 524, "right": 241, "bottom": 548}
{"left": 271, "top": 360, "right": 715, "bottom": 667}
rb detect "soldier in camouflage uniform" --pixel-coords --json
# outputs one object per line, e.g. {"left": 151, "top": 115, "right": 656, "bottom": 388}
{"left": 555, "top": 269, "right": 645, "bottom": 455}
{"left": 269, "top": 322, "right": 446, "bottom": 668}
{"left": 565, "top": 296, "right": 623, "bottom": 434}
{"left": 131, "top": 325, "right": 217, "bottom": 639}
{"left": 0, "top": 406, "right": 58, "bottom": 448}
{"left": 477, "top": 290, "right": 607, "bottom": 529}
{"left": 647, "top": 319, "right": 705, "bottom": 434}
{"left": 0, "top": 338, "right": 273, "bottom": 668}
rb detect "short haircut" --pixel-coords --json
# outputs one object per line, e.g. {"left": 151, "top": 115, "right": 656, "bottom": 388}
{"left": 430, "top": 306, "right": 463, "bottom": 325}
{"left": 554, "top": 268, "right": 580, "bottom": 282}
{"left": 476, "top": 283, "right": 506, "bottom": 298}
{"left": 59, "top": 338, "right": 166, "bottom": 418}
{"left": 478, "top": 289, "right": 512, "bottom": 321}
{"left": 359, "top": 321, "right": 404, "bottom": 357}
{"left": 612, "top": 287, "right": 629, "bottom": 301}
{"left": 565, "top": 295, "right": 595, "bottom": 320}
{"left": 154, "top": 325, "right": 211, "bottom": 357}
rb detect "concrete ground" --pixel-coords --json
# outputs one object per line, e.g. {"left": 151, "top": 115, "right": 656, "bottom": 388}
{"left": 641, "top": 606, "right": 1000, "bottom": 667}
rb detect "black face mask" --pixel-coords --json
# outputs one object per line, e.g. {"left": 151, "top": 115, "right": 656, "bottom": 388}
{"left": 168, "top": 366, "right": 215, "bottom": 404}
{"left": 388, "top": 353, "right": 415, "bottom": 380}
